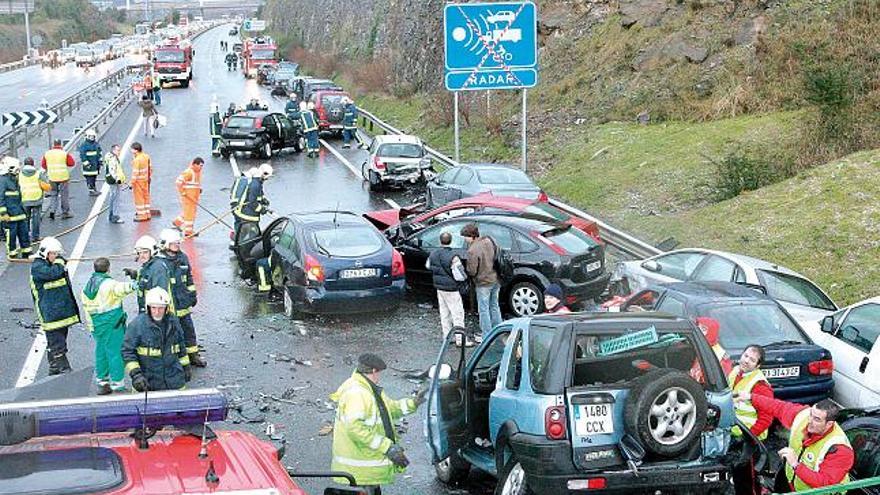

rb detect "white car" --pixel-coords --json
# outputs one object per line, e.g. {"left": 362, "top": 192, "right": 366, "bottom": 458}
{"left": 815, "top": 297, "right": 880, "bottom": 407}
{"left": 611, "top": 248, "right": 838, "bottom": 331}
{"left": 360, "top": 134, "right": 433, "bottom": 191}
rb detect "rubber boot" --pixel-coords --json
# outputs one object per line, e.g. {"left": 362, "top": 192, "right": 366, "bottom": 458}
{"left": 47, "top": 352, "right": 62, "bottom": 375}
{"left": 55, "top": 353, "right": 72, "bottom": 374}
{"left": 189, "top": 352, "right": 207, "bottom": 368}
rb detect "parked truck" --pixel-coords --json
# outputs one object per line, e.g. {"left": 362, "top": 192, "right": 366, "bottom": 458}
{"left": 153, "top": 40, "right": 193, "bottom": 88}
{"left": 242, "top": 37, "right": 277, "bottom": 79}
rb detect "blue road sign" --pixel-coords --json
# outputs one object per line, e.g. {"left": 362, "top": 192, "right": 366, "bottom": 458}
{"left": 443, "top": 2, "right": 538, "bottom": 91}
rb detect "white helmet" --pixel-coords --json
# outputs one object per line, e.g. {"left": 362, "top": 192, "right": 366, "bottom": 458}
{"left": 37, "top": 237, "right": 64, "bottom": 258}
{"left": 134, "top": 235, "right": 157, "bottom": 255}
{"left": 342, "top": 96, "right": 352, "bottom": 105}
{"left": 158, "top": 228, "right": 182, "bottom": 249}
{"left": 5, "top": 157, "right": 21, "bottom": 175}
{"left": 259, "top": 163, "right": 273, "bottom": 178}
{"left": 299, "top": 101, "right": 307, "bottom": 111}
{"left": 246, "top": 166, "right": 260, "bottom": 178}
{"left": 0, "top": 158, "right": 9, "bottom": 175}
{"left": 144, "top": 287, "right": 171, "bottom": 307}
{"left": 85, "top": 128, "right": 97, "bottom": 140}
{"left": 307, "top": 102, "right": 315, "bottom": 110}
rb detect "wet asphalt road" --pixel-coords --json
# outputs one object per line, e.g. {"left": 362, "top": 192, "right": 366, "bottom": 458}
{"left": 0, "top": 26, "right": 494, "bottom": 495}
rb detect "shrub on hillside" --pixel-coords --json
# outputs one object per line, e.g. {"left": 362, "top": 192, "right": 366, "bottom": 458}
{"left": 713, "top": 145, "right": 787, "bottom": 201}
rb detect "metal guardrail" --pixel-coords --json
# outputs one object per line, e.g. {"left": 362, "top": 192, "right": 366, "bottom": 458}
{"left": 0, "top": 58, "right": 38, "bottom": 74}
{"left": 772, "top": 475, "right": 880, "bottom": 494}
{"left": 357, "top": 108, "right": 663, "bottom": 259}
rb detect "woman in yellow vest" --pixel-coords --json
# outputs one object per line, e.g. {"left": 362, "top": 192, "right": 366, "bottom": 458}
{"left": 19, "top": 157, "right": 51, "bottom": 241}
{"left": 729, "top": 344, "right": 774, "bottom": 440}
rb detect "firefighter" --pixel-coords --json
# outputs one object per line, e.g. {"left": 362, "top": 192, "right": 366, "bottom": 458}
{"left": 341, "top": 97, "right": 363, "bottom": 149}
{"left": 173, "top": 157, "right": 203, "bottom": 236}
{"left": 255, "top": 255, "right": 275, "bottom": 294}
{"left": 284, "top": 93, "right": 299, "bottom": 120}
{"left": 157, "top": 228, "right": 206, "bottom": 367}
{"left": 30, "top": 237, "right": 81, "bottom": 375}
{"left": 18, "top": 157, "right": 51, "bottom": 241}
{"left": 104, "top": 144, "right": 126, "bottom": 224}
{"left": 301, "top": 101, "right": 319, "bottom": 157}
{"left": 225, "top": 51, "right": 237, "bottom": 71}
{"left": 330, "top": 353, "right": 426, "bottom": 493}
{"left": 81, "top": 257, "right": 137, "bottom": 394}
{"left": 0, "top": 157, "right": 31, "bottom": 259}
{"left": 122, "top": 287, "right": 191, "bottom": 392}
{"left": 229, "top": 167, "right": 254, "bottom": 238}
{"left": 78, "top": 128, "right": 103, "bottom": 196}
{"left": 130, "top": 142, "right": 152, "bottom": 222}
{"left": 232, "top": 164, "right": 271, "bottom": 235}
{"left": 127, "top": 235, "right": 173, "bottom": 314}
{"left": 41, "top": 138, "right": 76, "bottom": 220}
{"left": 210, "top": 97, "right": 223, "bottom": 155}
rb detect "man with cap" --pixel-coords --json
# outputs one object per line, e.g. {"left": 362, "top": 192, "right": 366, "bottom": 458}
{"left": 543, "top": 283, "right": 571, "bottom": 314}
{"left": 30, "top": 237, "right": 81, "bottom": 375}
{"left": 41, "top": 138, "right": 76, "bottom": 220}
{"left": 330, "top": 353, "right": 427, "bottom": 494}
{"left": 78, "top": 128, "right": 103, "bottom": 196}
{"left": 0, "top": 156, "right": 31, "bottom": 259}
{"left": 19, "top": 156, "right": 51, "bottom": 239}
{"left": 122, "top": 287, "right": 191, "bottom": 392}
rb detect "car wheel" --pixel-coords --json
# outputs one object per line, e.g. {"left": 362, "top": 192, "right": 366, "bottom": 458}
{"left": 220, "top": 148, "right": 230, "bottom": 159}
{"left": 282, "top": 286, "right": 297, "bottom": 319}
{"left": 508, "top": 281, "right": 543, "bottom": 317}
{"left": 293, "top": 135, "right": 303, "bottom": 152}
{"left": 624, "top": 369, "right": 707, "bottom": 458}
{"left": 368, "top": 170, "right": 382, "bottom": 192}
{"left": 262, "top": 141, "right": 273, "bottom": 159}
{"left": 434, "top": 454, "right": 470, "bottom": 485}
{"left": 494, "top": 457, "right": 533, "bottom": 495}
{"left": 180, "top": 79, "right": 189, "bottom": 88}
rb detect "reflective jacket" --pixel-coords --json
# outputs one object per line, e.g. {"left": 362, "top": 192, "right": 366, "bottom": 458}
{"left": 81, "top": 272, "right": 135, "bottom": 332}
{"left": 787, "top": 408, "right": 852, "bottom": 492}
{"left": 229, "top": 174, "right": 249, "bottom": 207}
{"left": 728, "top": 366, "right": 771, "bottom": 440}
{"left": 343, "top": 102, "right": 358, "bottom": 128}
{"left": 176, "top": 165, "right": 201, "bottom": 202}
{"left": 0, "top": 174, "right": 26, "bottom": 221}
{"left": 41, "top": 146, "right": 75, "bottom": 182}
{"left": 151, "top": 74, "right": 160, "bottom": 89}
{"left": 329, "top": 371, "right": 416, "bottom": 486}
{"left": 157, "top": 251, "right": 197, "bottom": 316}
{"left": 122, "top": 312, "right": 189, "bottom": 391}
{"left": 284, "top": 100, "right": 299, "bottom": 120}
{"left": 130, "top": 151, "right": 151, "bottom": 184}
{"left": 233, "top": 176, "right": 267, "bottom": 223}
{"left": 30, "top": 257, "right": 81, "bottom": 331}
{"left": 18, "top": 165, "right": 50, "bottom": 206}
{"left": 104, "top": 152, "right": 126, "bottom": 184}
{"left": 136, "top": 256, "right": 174, "bottom": 313}
{"left": 78, "top": 139, "right": 103, "bottom": 175}
{"left": 301, "top": 111, "right": 318, "bottom": 133}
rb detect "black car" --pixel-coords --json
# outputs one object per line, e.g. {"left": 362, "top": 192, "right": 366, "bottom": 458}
{"left": 621, "top": 281, "right": 835, "bottom": 403}
{"left": 220, "top": 111, "right": 302, "bottom": 158}
{"left": 228, "top": 28, "right": 238, "bottom": 36}
{"left": 839, "top": 408, "right": 880, "bottom": 493}
{"left": 235, "top": 213, "right": 406, "bottom": 316}
{"left": 394, "top": 214, "right": 610, "bottom": 316}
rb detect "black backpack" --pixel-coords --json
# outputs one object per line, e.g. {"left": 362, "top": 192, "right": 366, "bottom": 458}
{"left": 489, "top": 238, "right": 514, "bottom": 282}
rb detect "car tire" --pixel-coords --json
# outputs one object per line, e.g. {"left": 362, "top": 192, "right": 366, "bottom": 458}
{"left": 261, "top": 141, "right": 273, "bottom": 159}
{"left": 624, "top": 369, "right": 707, "bottom": 458}
{"left": 180, "top": 79, "right": 189, "bottom": 88}
{"left": 494, "top": 457, "right": 533, "bottom": 495}
{"left": 293, "top": 135, "right": 303, "bottom": 153}
{"left": 220, "top": 148, "right": 230, "bottom": 159}
{"left": 368, "top": 170, "right": 382, "bottom": 192}
{"left": 434, "top": 453, "right": 470, "bottom": 485}
{"left": 282, "top": 286, "right": 297, "bottom": 319}
{"left": 508, "top": 281, "right": 543, "bottom": 317}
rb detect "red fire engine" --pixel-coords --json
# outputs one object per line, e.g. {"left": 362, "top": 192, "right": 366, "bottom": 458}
{"left": 153, "top": 39, "right": 194, "bottom": 88}
{"left": 242, "top": 36, "right": 278, "bottom": 78}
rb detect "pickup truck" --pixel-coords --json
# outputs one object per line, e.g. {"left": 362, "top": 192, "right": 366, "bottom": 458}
{"left": 426, "top": 312, "right": 763, "bottom": 494}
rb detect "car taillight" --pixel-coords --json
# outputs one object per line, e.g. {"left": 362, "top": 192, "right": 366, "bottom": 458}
{"left": 373, "top": 156, "right": 386, "bottom": 170}
{"left": 545, "top": 406, "right": 566, "bottom": 440}
{"left": 567, "top": 478, "right": 607, "bottom": 490}
{"left": 391, "top": 249, "right": 405, "bottom": 277}
{"left": 254, "top": 118, "right": 262, "bottom": 129}
{"left": 317, "top": 107, "right": 327, "bottom": 120}
{"left": 305, "top": 254, "right": 324, "bottom": 283}
{"left": 808, "top": 359, "right": 834, "bottom": 376}
{"left": 531, "top": 231, "right": 567, "bottom": 255}
{"left": 537, "top": 190, "right": 549, "bottom": 202}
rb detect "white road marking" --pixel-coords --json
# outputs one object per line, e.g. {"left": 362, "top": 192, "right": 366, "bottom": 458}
{"left": 384, "top": 198, "right": 401, "bottom": 209}
{"left": 15, "top": 115, "right": 144, "bottom": 388}
{"left": 319, "top": 138, "right": 360, "bottom": 177}
{"left": 228, "top": 152, "right": 240, "bottom": 176}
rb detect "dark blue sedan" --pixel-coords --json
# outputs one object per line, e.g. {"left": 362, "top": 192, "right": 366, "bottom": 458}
{"left": 622, "top": 281, "right": 835, "bottom": 403}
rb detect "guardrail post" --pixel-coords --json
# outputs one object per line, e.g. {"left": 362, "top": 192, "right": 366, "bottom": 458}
{"left": 21, "top": 125, "right": 29, "bottom": 147}
{"left": 8, "top": 133, "right": 17, "bottom": 158}
{"left": 47, "top": 123, "right": 53, "bottom": 149}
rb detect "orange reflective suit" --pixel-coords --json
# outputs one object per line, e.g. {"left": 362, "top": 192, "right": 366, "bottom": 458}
{"left": 131, "top": 151, "right": 152, "bottom": 221}
{"left": 173, "top": 163, "right": 202, "bottom": 235}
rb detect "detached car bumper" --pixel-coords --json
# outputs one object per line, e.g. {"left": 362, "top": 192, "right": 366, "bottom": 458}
{"left": 510, "top": 433, "right": 731, "bottom": 495}
{"left": 292, "top": 280, "right": 405, "bottom": 314}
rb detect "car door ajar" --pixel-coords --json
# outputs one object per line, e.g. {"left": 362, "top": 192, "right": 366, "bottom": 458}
{"left": 429, "top": 169, "right": 459, "bottom": 208}
{"left": 426, "top": 329, "right": 468, "bottom": 463}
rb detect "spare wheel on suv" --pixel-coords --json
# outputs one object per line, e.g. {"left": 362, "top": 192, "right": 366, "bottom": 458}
{"left": 624, "top": 369, "right": 707, "bottom": 458}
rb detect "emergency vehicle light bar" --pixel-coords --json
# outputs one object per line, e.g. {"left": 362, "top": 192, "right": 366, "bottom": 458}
{"left": 0, "top": 388, "right": 226, "bottom": 440}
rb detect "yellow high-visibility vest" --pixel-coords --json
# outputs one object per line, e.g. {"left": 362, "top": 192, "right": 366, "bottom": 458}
{"left": 44, "top": 149, "right": 70, "bottom": 182}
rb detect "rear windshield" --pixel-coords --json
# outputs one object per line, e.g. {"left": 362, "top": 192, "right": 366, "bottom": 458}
{"left": 378, "top": 143, "right": 423, "bottom": 159}
{"left": 523, "top": 203, "right": 569, "bottom": 222}
{"left": 321, "top": 94, "right": 346, "bottom": 106}
{"left": 477, "top": 168, "right": 531, "bottom": 185}
{"left": 311, "top": 226, "right": 384, "bottom": 257}
{"left": 0, "top": 447, "right": 124, "bottom": 495}
{"left": 699, "top": 302, "right": 808, "bottom": 349}
{"left": 756, "top": 270, "right": 836, "bottom": 311}
{"left": 225, "top": 116, "right": 255, "bottom": 129}
{"left": 543, "top": 226, "right": 597, "bottom": 254}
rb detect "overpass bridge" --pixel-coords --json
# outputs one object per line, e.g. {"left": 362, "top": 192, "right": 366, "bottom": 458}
{"left": 124, "top": 0, "right": 265, "bottom": 13}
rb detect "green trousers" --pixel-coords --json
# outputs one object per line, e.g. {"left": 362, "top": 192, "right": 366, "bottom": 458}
{"left": 94, "top": 324, "right": 126, "bottom": 389}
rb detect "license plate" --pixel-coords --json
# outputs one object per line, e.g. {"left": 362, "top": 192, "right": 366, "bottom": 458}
{"left": 764, "top": 366, "right": 801, "bottom": 379}
{"left": 573, "top": 403, "right": 614, "bottom": 435}
{"left": 340, "top": 268, "right": 379, "bottom": 279}
{"left": 329, "top": 125, "right": 343, "bottom": 130}
{"left": 585, "top": 260, "right": 602, "bottom": 273}
{"left": 229, "top": 140, "right": 246, "bottom": 146}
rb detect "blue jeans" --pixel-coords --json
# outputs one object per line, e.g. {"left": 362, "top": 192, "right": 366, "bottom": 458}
{"left": 475, "top": 283, "right": 502, "bottom": 338}
{"left": 107, "top": 184, "right": 121, "bottom": 221}
{"left": 153, "top": 87, "right": 161, "bottom": 105}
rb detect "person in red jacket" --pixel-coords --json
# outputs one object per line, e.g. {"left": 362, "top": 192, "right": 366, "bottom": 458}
{"left": 737, "top": 393, "right": 854, "bottom": 492}
{"left": 690, "top": 316, "right": 733, "bottom": 382}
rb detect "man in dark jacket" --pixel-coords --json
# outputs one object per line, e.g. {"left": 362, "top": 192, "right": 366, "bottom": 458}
{"left": 232, "top": 164, "right": 271, "bottom": 232}
{"left": 157, "top": 228, "right": 206, "bottom": 367}
{"left": 122, "top": 287, "right": 191, "bottom": 392}
{"left": 30, "top": 236, "right": 81, "bottom": 374}
{"left": 78, "top": 129, "right": 103, "bottom": 196}
{"left": 0, "top": 157, "right": 31, "bottom": 259}
{"left": 425, "top": 231, "right": 466, "bottom": 341}
{"left": 461, "top": 223, "right": 501, "bottom": 341}
{"left": 127, "top": 235, "right": 173, "bottom": 313}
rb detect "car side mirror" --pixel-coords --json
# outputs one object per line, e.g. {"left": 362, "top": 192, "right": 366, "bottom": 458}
{"left": 820, "top": 315, "right": 835, "bottom": 334}
{"left": 641, "top": 260, "right": 660, "bottom": 273}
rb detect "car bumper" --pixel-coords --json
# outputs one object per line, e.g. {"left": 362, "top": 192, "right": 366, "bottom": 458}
{"left": 559, "top": 271, "right": 612, "bottom": 303}
{"left": 294, "top": 280, "right": 405, "bottom": 314}
{"left": 222, "top": 138, "right": 259, "bottom": 151}
{"left": 379, "top": 171, "right": 423, "bottom": 186}
{"left": 510, "top": 433, "right": 731, "bottom": 495}
{"left": 158, "top": 72, "right": 189, "bottom": 81}
{"left": 774, "top": 378, "right": 834, "bottom": 404}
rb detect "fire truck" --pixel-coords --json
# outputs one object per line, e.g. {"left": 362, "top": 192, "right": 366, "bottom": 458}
{"left": 153, "top": 39, "right": 194, "bottom": 88}
{"left": 242, "top": 36, "right": 278, "bottom": 79}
